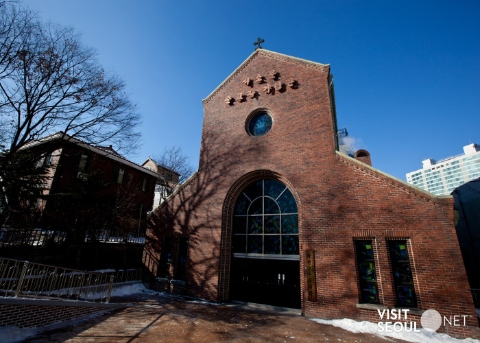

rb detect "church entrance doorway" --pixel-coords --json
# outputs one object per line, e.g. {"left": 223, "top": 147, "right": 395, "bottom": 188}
{"left": 230, "top": 179, "right": 300, "bottom": 309}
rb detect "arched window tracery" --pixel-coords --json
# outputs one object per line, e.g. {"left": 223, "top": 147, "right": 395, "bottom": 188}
{"left": 232, "top": 179, "right": 298, "bottom": 258}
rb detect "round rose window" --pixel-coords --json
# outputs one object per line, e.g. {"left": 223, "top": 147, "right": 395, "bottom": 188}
{"left": 248, "top": 112, "right": 272, "bottom": 136}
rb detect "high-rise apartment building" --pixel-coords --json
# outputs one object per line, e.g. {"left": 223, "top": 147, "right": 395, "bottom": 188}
{"left": 406, "top": 143, "right": 480, "bottom": 195}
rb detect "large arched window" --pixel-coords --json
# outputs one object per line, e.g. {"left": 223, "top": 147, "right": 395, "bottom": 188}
{"left": 232, "top": 179, "right": 298, "bottom": 259}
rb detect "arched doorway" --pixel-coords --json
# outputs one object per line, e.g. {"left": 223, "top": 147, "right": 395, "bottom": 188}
{"left": 230, "top": 179, "right": 300, "bottom": 308}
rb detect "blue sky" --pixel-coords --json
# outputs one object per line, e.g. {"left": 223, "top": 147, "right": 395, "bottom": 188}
{"left": 21, "top": 0, "right": 480, "bottom": 181}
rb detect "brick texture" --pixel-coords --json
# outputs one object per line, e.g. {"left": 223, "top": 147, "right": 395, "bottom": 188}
{"left": 0, "top": 302, "right": 111, "bottom": 328}
{"left": 144, "top": 50, "right": 479, "bottom": 339}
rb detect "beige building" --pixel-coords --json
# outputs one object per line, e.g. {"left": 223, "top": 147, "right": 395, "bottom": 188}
{"left": 142, "top": 158, "right": 180, "bottom": 209}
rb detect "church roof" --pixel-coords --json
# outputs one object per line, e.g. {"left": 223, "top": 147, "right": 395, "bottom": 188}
{"left": 202, "top": 49, "right": 330, "bottom": 104}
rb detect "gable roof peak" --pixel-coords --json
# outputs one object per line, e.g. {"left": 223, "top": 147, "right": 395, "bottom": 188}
{"left": 202, "top": 49, "right": 330, "bottom": 104}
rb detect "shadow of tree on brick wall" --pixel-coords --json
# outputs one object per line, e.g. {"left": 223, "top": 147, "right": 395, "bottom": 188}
{"left": 317, "top": 158, "right": 478, "bottom": 329}
{"left": 143, "top": 130, "right": 239, "bottom": 301}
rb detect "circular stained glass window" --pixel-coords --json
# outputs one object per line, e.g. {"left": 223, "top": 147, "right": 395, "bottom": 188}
{"left": 248, "top": 112, "right": 272, "bottom": 136}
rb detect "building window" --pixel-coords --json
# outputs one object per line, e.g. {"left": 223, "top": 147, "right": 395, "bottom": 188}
{"left": 43, "top": 153, "right": 53, "bottom": 166}
{"left": 247, "top": 112, "right": 273, "bottom": 136}
{"left": 138, "top": 177, "right": 148, "bottom": 192}
{"left": 233, "top": 179, "right": 298, "bottom": 258}
{"left": 37, "top": 153, "right": 53, "bottom": 167}
{"left": 159, "top": 236, "right": 189, "bottom": 281}
{"left": 159, "top": 236, "right": 174, "bottom": 278}
{"left": 155, "top": 184, "right": 173, "bottom": 200}
{"left": 355, "top": 240, "right": 379, "bottom": 304}
{"left": 78, "top": 154, "right": 88, "bottom": 171}
{"left": 176, "top": 237, "right": 189, "bottom": 280}
{"left": 388, "top": 240, "right": 417, "bottom": 308}
{"left": 117, "top": 169, "right": 124, "bottom": 184}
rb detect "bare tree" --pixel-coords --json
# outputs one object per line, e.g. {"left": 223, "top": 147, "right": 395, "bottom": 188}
{"left": 153, "top": 146, "right": 195, "bottom": 184}
{"left": 0, "top": 148, "right": 49, "bottom": 227}
{"left": 0, "top": 2, "right": 141, "bottom": 227}
{"left": 110, "top": 177, "right": 145, "bottom": 240}
{"left": 0, "top": 2, "right": 140, "bottom": 155}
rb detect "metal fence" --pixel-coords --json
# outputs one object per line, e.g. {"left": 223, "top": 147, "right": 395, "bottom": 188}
{"left": 0, "top": 228, "right": 67, "bottom": 247}
{"left": 0, "top": 258, "right": 114, "bottom": 303}
{"left": 0, "top": 228, "right": 145, "bottom": 247}
{"left": 110, "top": 268, "right": 143, "bottom": 283}
{"left": 85, "top": 230, "right": 145, "bottom": 244}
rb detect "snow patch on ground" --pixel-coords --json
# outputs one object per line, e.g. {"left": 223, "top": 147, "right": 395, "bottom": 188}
{"left": 110, "top": 282, "right": 220, "bottom": 305}
{"left": 311, "top": 318, "right": 480, "bottom": 343}
{"left": 2, "top": 284, "right": 478, "bottom": 343}
{"left": 110, "top": 282, "right": 149, "bottom": 297}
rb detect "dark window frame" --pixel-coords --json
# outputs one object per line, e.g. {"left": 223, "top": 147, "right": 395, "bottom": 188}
{"left": 78, "top": 154, "right": 88, "bottom": 172}
{"left": 117, "top": 168, "right": 124, "bottom": 184}
{"left": 354, "top": 239, "right": 380, "bottom": 304}
{"left": 158, "top": 235, "right": 189, "bottom": 281}
{"left": 387, "top": 239, "right": 418, "bottom": 308}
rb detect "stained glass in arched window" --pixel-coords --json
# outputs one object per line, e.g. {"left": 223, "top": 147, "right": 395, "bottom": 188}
{"left": 233, "top": 179, "right": 298, "bottom": 257}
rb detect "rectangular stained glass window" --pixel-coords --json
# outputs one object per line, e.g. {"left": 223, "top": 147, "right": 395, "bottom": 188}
{"left": 355, "top": 240, "right": 379, "bottom": 304}
{"left": 388, "top": 240, "right": 417, "bottom": 308}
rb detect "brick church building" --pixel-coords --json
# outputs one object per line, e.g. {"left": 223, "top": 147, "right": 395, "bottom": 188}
{"left": 144, "top": 49, "right": 479, "bottom": 338}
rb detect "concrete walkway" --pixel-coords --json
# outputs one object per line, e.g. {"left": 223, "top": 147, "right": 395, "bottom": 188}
{"left": 24, "top": 294, "right": 409, "bottom": 343}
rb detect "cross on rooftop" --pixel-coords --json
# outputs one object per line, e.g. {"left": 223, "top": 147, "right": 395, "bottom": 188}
{"left": 254, "top": 37, "right": 264, "bottom": 50}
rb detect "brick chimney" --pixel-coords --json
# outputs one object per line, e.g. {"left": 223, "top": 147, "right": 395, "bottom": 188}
{"left": 354, "top": 149, "right": 372, "bottom": 166}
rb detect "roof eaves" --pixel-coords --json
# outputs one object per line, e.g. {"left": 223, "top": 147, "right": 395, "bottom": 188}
{"left": 18, "top": 131, "right": 66, "bottom": 150}
{"left": 336, "top": 151, "right": 452, "bottom": 201}
{"left": 68, "top": 138, "right": 160, "bottom": 179}
{"left": 22, "top": 132, "right": 160, "bottom": 179}
{"left": 141, "top": 157, "right": 180, "bottom": 177}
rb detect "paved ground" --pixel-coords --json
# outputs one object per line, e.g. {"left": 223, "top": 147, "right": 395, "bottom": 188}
{"left": 24, "top": 293, "right": 409, "bottom": 343}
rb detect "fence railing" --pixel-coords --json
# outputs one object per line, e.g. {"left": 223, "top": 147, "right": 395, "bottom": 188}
{"left": 0, "top": 228, "right": 145, "bottom": 247}
{"left": 85, "top": 230, "right": 145, "bottom": 244}
{"left": 471, "top": 288, "right": 480, "bottom": 308}
{"left": 91, "top": 268, "right": 142, "bottom": 284}
{"left": 111, "top": 268, "right": 142, "bottom": 283}
{"left": 0, "top": 258, "right": 114, "bottom": 303}
{"left": 0, "top": 228, "right": 67, "bottom": 247}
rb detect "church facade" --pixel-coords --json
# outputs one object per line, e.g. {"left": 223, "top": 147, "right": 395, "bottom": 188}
{"left": 144, "top": 50, "right": 479, "bottom": 338}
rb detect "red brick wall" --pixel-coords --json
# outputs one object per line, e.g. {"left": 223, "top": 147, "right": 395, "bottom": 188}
{"left": 144, "top": 50, "right": 478, "bottom": 339}
{"left": 50, "top": 143, "right": 156, "bottom": 208}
